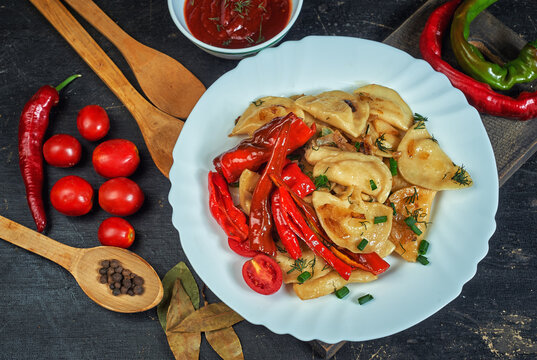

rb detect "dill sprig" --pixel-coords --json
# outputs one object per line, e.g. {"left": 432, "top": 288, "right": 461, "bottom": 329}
{"left": 451, "top": 165, "right": 471, "bottom": 186}
{"left": 375, "top": 134, "right": 392, "bottom": 152}
{"left": 413, "top": 113, "right": 428, "bottom": 129}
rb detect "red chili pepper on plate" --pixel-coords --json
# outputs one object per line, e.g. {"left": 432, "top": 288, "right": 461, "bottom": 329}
{"left": 419, "top": 0, "right": 537, "bottom": 120}
{"left": 213, "top": 113, "right": 316, "bottom": 183}
{"left": 281, "top": 162, "right": 315, "bottom": 198}
{"left": 208, "top": 171, "right": 249, "bottom": 241}
{"left": 271, "top": 190, "right": 302, "bottom": 260}
{"left": 18, "top": 74, "right": 80, "bottom": 232}
{"left": 248, "top": 121, "right": 291, "bottom": 256}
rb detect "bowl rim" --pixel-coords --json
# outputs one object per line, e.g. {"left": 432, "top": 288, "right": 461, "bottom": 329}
{"left": 168, "top": 0, "right": 303, "bottom": 55}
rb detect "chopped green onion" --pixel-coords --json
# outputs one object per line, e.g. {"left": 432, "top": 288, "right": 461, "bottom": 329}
{"left": 297, "top": 271, "right": 311, "bottom": 283}
{"left": 418, "top": 240, "right": 429, "bottom": 255}
{"left": 389, "top": 158, "right": 398, "bottom": 176}
{"left": 358, "top": 294, "right": 374, "bottom": 305}
{"left": 417, "top": 255, "right": 429, "bottom": 265}
{"left": 369, "top": 179, "right": 377, "bottom": 190}
{"left": 404, "top": 217, "right": 422, "bottom": 235}
{"left": 374, "top": 216, "right": 387, "bottom": 224}
{"left": 390, "top": 202, "right": 397, "bottom": 216}
{"left": 354, "top": 142, "right": 361, "bottom": 152}
{"left": 335, "top": 286, "right": 349, "bottom": 299}
{"left": 357, "top": 238, "right": 368, "bottom": 251}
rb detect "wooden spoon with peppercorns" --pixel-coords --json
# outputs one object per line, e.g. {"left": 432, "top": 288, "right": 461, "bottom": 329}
{"left": 0, "top": 216, "right": 163, "bottom": 313}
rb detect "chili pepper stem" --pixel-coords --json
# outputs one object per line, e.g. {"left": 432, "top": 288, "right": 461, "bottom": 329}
{"left": 55, "top": 74, "right": 81, "bottom": 92}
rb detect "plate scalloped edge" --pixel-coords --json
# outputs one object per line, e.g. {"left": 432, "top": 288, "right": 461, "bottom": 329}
{"left": 168, "top": 35, "right": 499, "bottom": 343}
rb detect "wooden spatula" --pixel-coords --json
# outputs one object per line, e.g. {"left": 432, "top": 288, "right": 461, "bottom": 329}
{"left": 63, "top": 0, "right": 206, "bottom": 119}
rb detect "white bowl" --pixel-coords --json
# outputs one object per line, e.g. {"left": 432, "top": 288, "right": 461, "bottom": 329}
{"left": 168, "top": 0, "right": 303, "bottom": 60}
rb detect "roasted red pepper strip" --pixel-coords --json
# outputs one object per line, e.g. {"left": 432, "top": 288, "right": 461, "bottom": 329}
{"left": 420, "top": 0, "right": 537, "bottom": 120}
{"left": 277, "top": 187, "right": 352, "bottom": 280}
{"left": 208, "top": 171, "right": 249, "bottom": 241}
{"left": 18, "top": 74, "right": 80, "bottom": 232}
{"left": 281, "top": 162, "right": 315, "bottom": 198}
{"left": 270, "top": 173, "right": 390, "bottom": 276}
{"left": 271, "top": 190, "right": 302, "bottom": 260}
{"left": 213, "top": 113, "right": 316, "bottom": 183}
{"left": 248, "top": 121, "right": 291, "bottom": 256}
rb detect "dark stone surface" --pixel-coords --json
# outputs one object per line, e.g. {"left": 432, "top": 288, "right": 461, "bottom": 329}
{"left": 0, "top": 0, "right": 536, "bottom": 359}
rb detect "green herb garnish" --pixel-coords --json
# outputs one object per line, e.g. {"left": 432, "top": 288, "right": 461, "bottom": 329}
{"left": 358, "top": 294, "right": 374, "bottom": 305}
{"left": 418, "top": 240, "right": 429, "bottom": 255}
{"left": 335, "top": 286, "right": 350, "bottom": 299}
{"left": 297, "top": 271, "right": 311, "bottom": 283}
{"left": 314, "top": 174, "right": 330, "bottom": 190}
{"left": 374, "top": 216, "right": 387, "bottom": 224}
{"left": 417, "top": 255, "right": 429, "bottom": 265}
{"left": 369, "top": 179, "right": 377, "bottom": 191}
{"left": 389, "top": 157, "right": 398, "bottom": 176}
{"left": 357, "top": 239, "right": 368, "bottom": 251}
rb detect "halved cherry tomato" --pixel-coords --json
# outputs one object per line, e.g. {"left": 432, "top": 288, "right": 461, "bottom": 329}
{"left": 98, "top": 177, "right": 144, "bottom": 216}
{"left": 50, "top": 175, "right": 93, "bottom": 216}
{"left": 43, "top": 134, "right": 82, "bottom": 168}
{"left": 77, "top": 105, "right": 110, "bottom": 141}
{"left": 92, "top": 139, "right": 140, "bottom": 178}
{"left": 242, "top": 254, "right": 282, "bottom": 295}
{"left": 228, "top": 237, "right": 259, "bottom": 257}
{"left": 98, "top": 217, "right": 135, "bottom": 248}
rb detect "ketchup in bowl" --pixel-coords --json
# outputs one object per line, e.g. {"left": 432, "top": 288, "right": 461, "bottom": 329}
{"left": 184, "top": 0, "right": 291, "bottom": 49}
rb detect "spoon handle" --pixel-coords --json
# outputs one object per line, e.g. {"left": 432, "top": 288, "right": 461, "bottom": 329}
{"left": 0, "top": 216, "right": 80, "bottom": 272}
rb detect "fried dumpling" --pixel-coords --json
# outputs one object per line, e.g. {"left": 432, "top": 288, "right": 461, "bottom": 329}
{"left": 295, "top": 90, "right": 369, "bottom": 138}
{"left": 388, "top": 186, "right": 437, "bottom": 262}
{"left": 274, "top": 244, "right": 331, "bottom": 284}
{"left": 293, "top": 269, "right": 377, "bottom": 300}
{"left": 230, "top": 96, "right": 305, "bottom": 136}
{"left": 354, "top": 84, "right": 413, "bottom": 131}
{"left": 312, "top": 152, "right": 393, "bottom": 203}
{"left": 397, "top": 121, "right": 473, "bottom": 190}
{"left": 312, "top": 191, "right": 394, "bottom": 257}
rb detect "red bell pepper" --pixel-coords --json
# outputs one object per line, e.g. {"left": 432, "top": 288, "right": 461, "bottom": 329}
{"left": 213, "top": 113, "right": 316, "bottom": 183}
{"left": 248, "top": 121, "right": 291, "bottom": 256}
{"left": 281, "top": 162, "right": 315, "bottom": 198}
{"left": 271, "top": 190, "right": 302, "bottom": 260}
{"left": 277, "top": 186, "right": 353, "bottom": 280}
{"left": 208, "top": 171, "right": 249, "bottom": 241}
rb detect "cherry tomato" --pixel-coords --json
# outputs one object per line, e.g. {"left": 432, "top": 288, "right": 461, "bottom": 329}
{"left": 92, "top": 139, "right": 140, "bottom": 178}
{"left": 50, "top": 175, "right": 93, "bottom": 216}
{"left": 242, "top": 254, "right": 283, "bottom": 295}
{"left": 98, "top": 177, "right": 144, "bottom": 216}
{"left": 228, "top": 237, "right": 259, "bottom": 257}
{"left": 43, "top": 134, "right": 82, "bottom": 167}
{"left": 98, "top": 217, "right": 135, "bottom": 248}
{"left": 77, "top": 105, "right": 110, "bottom": 141}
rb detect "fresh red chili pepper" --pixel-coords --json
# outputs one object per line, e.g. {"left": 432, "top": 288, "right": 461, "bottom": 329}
{"left": 248, "top": 121, "right": 291, "bottom": 256}
{"left": 281, "top": 162, "right": 315, "bottom": 198}
{"left": 228, "top": 236, "right": 259, "bottom": 258}
{"left": 277, "top": 186, "right": 352, "bottom": 280}
{"left": 18, "top": 74, "right": 80, "bottom": 232}
{"left": 271, "top": 190, "right": 302, "bottom": 260}
{"left": 213, "top": 113, "right": 316, "bottom": 183}
{"left": 208, "top": 171, "right": 249, "bottom": 241}
{"left": 420, "top": 0, "right": 537, "bottom": 120}
{"left": 270, "top": 173, "right": 390, "bottom": 276}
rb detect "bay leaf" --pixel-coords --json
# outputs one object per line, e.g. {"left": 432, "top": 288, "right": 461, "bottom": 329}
{"left": 165, "top": 279, "right": 201, "bottom": 360}
{"left": 205, "top": 327, "right": 244, "bottom": 360}
{"left": 168, "top": 302, "right": 244, "bottom": 333}
{"left": 158, "top": 261, "right": 200, "bottom": 330}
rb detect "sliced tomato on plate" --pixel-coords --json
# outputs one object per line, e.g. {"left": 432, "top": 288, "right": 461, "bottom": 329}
{"left": 242, "top": 254, "right": 283, "bottom": 295}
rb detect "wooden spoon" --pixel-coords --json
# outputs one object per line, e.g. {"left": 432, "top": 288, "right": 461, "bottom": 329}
{"left": 63, "top": 0, "right": 206, "bottom": 119}
{"left": 0, "top": 216, "right": 163, "bottom": 313}
{"left": 30, "top": 0, "right": 184, "bottom": 178}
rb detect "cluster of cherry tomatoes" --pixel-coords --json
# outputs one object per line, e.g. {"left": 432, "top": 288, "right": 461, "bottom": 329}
{"left": 43, "top": 105, "right": 144, "bottom": 248}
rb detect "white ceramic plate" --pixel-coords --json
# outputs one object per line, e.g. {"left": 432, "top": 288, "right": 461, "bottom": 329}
{"left": 168, "top": 36, "right": 498, "bottom": 343}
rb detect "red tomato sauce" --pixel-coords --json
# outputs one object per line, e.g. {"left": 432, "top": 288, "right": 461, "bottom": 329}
{"left": 184, "top": 0, "right": 291, "bottom": 49}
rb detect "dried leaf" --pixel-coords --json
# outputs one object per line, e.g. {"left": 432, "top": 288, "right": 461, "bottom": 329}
{"left": 206, "top": 327, "right": 244, "bottom": 360}
{"left": 168, "top": 302, "right": 244, "bottom": 333}
{"left": 165, "top": 279, "right": 201, "bottom": 360}
{"left": 158, "top": 261, "right": 200, "bottom": 330}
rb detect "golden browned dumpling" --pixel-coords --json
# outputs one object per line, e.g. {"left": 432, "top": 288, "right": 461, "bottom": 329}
{"left": 354, "top": 84, "right": 413, "bottom": 131}
{"left": 388, "top": 186, "right": 437, "bottom": 262}
{"left": 295, "top": 90, "right": 369, "bottom": 138}
{"left": 312, "top": 191, "right": 394, "bottom": 257}
{"left": 230, "top": 96, "right": 305, "bottom": 136}
{"left": 274, "top": 244, "right": 331, "bottom": 284}
{"left": 397, "top": 122, "right": 473, "bottom": 190}
{"left": 312, "top": 151, "right": 393, "bottom": 203}
{"left": 292, "top": 270, "right": 377, "bottom": 300}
